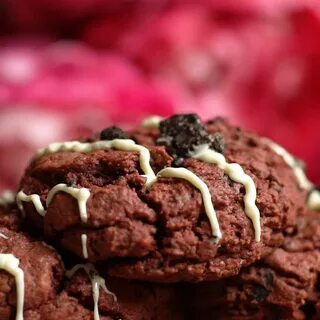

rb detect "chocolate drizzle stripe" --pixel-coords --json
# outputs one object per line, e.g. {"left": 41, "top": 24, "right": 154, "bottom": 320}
{"left": 16, "top": 184, "right": 91, "bottom": 221}
{"left": 46, "top": 184, "right": 90, "bottom": 223}
{"left": 266, "top": 139, "right": 320, "bottom": 211}
{"left": 191, "top": 145, "right": 261, "bottom": 242}
{"left": 66, "top": 263, "right": 116, "bottom": 320}
{"left": 34, "top": 139, "right": 156, "bottom": 186}
{"left": 16, "top": 191, "right": 46, "bottom": 217}
{"left": 81, "top": 234, "right": 89, "bottom": 259}
{"left": 0, "top": 254, "right": 24, "bottom": 320}
{"left": 141, "top": 115, "right": 164, "bottom": 129}
{"left": 152, "top": 167, "right": 222, "bottom": 240}
{"left": 308, "top": 189, "right": 320, "bottom": 211}
{"left": 267, "top": 140, "right": 313, "bottom": 190}
{"left": 0, "top": 232, "right": 8, "bottom": 239}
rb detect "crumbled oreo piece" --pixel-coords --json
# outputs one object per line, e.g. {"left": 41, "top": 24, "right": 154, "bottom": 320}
{"left": 210, "top": 132, "right": 225, "bottom": 154}
{"left": 157, "top": 114, "right": 225, "bottom": 161}
{"left": 100, "top": 126, "right": 129, "bottom": 140}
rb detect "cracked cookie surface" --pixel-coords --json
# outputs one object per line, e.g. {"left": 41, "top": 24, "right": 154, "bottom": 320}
{"left": 18, "top": 118, "right": 307, "bottom": 282}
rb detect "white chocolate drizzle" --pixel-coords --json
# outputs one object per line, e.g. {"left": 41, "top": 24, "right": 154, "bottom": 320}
{"left": 66, "top": 263, "right": 116, "bottom": 320}
{"left": 0, "top": 190, "right": 15, "bottom": 207}
{"left": 141, "top": 115, "right": 163, "bottom": 129}
{"left": 0, "top": 254, "right": 24, "bottom": 320}
{"left": 307, "top": 189, "right": 320, "bottom": 211}
{"left": 16, "top": 191, "right": 45, "bottom": 217}
{"left": 20, "top": 122, "right": 261, "bottom": 248}
{"left": 266, "top": 140, "right": 320, "bottom": 211}
{"left": 16, "top": 184, "right": 90, "bottom": 222}
{"left": 81, "top": 234, "right": 88, "bottom": 259}
{"left": 191, "top": 145, "right": 261, "bottom": 242}
{"left": 267, "top": 140, "right": 313, "bottom": 190}
{"left": 35, "top": 139, "right": 156, "bottom": 186}
{"left": 154, "top": 167, "right": 222, "bottom": 240}
{"left": 0, "top": 232, "right": 8, "bottom": 239}
{"left": 46, "top": 184, "right": 90, "bottom": 223}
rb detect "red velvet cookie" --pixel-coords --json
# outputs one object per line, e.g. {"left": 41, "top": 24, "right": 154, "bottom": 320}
{"left": 18, "top": 115, "right": 307, "bottom": 282}
{"left": 0, "top": 228, "right": 64, "bottom": 319}
{"left": 185, "top": 212, "right": 320, "bottom": 320}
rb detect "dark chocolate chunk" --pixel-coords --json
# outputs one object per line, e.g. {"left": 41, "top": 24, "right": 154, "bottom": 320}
{"left": 157, "top": 113, "right": 224, "bottom": 161}
{"left": 100, "top": 126, "right": 129, "bottom": 140}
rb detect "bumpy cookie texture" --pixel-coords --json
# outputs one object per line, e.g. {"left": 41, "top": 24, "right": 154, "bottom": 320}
{"left": 24, "top": 292, "right": 113, "bottom": 320}
{"left": 24, "top": 267, "right": 185, "bottom": 320}
{"left": 0, "top": 228, "right": 64, "bottom": 319}
{"left": 110, "top": 118, "right": 307, "bottom": 281}
{"left": 0, "top": 205, "right": 21, "bottom": 232}
{"left": 186, "top": 212, "right": 320, "bottom": 320}
{"left": 19, "top": 115, "right": 306, "bottom": 282}
{"left": 64, "top": 270, "right": 185, "bottom": 320}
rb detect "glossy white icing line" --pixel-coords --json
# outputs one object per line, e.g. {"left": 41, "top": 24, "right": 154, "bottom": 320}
{"left": 46, "top": 184, "right": 90, "bottom": 223}
{"left": 34, "top": 139, "right": 156, "bottom": 186}
{"left": 266, "top": 140, "right": 320, "bottom": 211}
{"left": 16, "top": 191, "right": 46, "bottom": 217}
{"left": 191, "top": 145, "right": 261, "bottom": 242}
{"left": 154, "top": 167, "right": 222, "bottom": 241}
{"left": 66, "top": 263, "right": 116, "bottom": 320}
{"left": 16, "top": 184, "right": 90, "bottom": 222}
{"left": 308, "top": 189, "right": 320, "bottom": 211}
{"left": 141, "top": 115, "right": 163, "bottom": 129}
{"left": 81, "top": 234, "right": 88, "bottom": 259}
{"left": 0, "top": 254, "right": 24, "bottom": 320}
{"left": 267, "top": 140, "right": 313, "bottom": 190}
{"left": 0, "top": 190, "right": 15, "bottom": 207}
{"left": 0, "top": 232, "right": 8, "bottom": 239}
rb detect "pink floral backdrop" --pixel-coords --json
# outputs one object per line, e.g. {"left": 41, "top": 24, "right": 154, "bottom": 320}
{"left": 0, "top": 0, "right": 319, "bottom": 190}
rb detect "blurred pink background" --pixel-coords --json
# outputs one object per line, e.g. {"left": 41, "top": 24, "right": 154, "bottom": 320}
{"left": 0, "top": 0, "right": 319, "bottom": 191}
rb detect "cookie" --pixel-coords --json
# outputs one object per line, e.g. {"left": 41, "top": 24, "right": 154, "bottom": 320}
{"left": 185, "top": 212, "right": 320, "bottom": 320}
{"left": 0, "top": 228, "right": 64, "bottom": 319}
{"left": 62, "top": 268, "right": 185, "bottom": 320}
{"left": 0, "top": 205, "right": 21, "bottom": 232}
{"left": 24, "top": 292, "right": 113, "bottom": 320}
{"left": 17, "top": 115, "right": 307, "bottom": 281}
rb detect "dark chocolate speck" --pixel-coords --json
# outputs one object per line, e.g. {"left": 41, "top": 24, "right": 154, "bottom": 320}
{"left": 100, "top": 126, "right": 129, "bottom": 140}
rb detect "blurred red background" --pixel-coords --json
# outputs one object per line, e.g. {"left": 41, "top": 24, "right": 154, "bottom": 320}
{"left": 0, "top": 0, "right": 319, "bottom": 191}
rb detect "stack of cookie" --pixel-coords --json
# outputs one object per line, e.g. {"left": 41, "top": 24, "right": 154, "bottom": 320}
{"left": 1, "top": 114, "right": 319, "bottom": 319}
